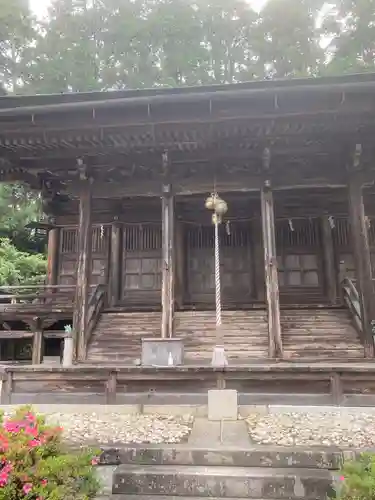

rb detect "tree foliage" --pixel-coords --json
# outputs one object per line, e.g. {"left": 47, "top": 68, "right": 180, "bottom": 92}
{"left": 0, "top": 238, "right": 46, "bottom": 287}
{"left": 0, "top": 0, "right": 373, "bottom": 94}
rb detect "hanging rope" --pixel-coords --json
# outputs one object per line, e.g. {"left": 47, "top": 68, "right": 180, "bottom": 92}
{"left": 214, "top": 217, "right": 222, "bottom": 329}
{"left": 205, "top": 192, "right": 228, "bottom": 367}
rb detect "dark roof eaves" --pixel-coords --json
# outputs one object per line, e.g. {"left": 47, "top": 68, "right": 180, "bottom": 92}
{"left": 1, "top": 72, "right": 375, "bottom": 115}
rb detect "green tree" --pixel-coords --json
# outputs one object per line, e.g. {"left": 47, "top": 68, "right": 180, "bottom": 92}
{"left": 23, "top": 0, "right": 103, "bottom": 94}
{"left": 0, "top": 238, "right": 46, "bottom": 286}
{"left": 0, "top": 0, "right": 36, "bottom": 92}
{"left": 0, "top": 183, "right": 45, "bottom": 254}
{"left": 323, "top": 0, "right": 375, "bottom": 75}
{"left": 24, "top": 0, "right": 329, "bottom": 92}
{"left": 254, "top": 0, "right": 326, "bottom": 79}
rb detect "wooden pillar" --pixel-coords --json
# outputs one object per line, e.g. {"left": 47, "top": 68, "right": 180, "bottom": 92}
{"left": 109, "top": 221, "right": 122, "bottom": 307}
{"left": 261, "top": 184, "right": 283, "bottom": 358}
{"left": 348, "top": 174, "right": 375, "bottom": 357}
{"left": 31, "top": 317, "right": 43, "bottom": 365}
{"left": 321, "top": 216, "right": 338, "bottom": 305}
{"left": 47, "top": 228, "right": 60, "bottom": 286}
{"left": 252, "top": 218, "right": 265, "bottom": 302}
{"left": 174, "top": 217, "right": 185, "bottom": 310}
{"left": 161, "top": 184, "right": 174, "bottom": 338}
{"left": 73, "top": 179, "right": 92, "bottom": 361}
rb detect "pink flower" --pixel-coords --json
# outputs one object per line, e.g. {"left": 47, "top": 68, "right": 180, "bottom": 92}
{"left": 340, "top": 475, "right": 345, "bottom": 481}
{"left": 24, "top": 425, "right": 38, "bottom": 437}
{"left": 25, "top": 413, "right": 36, "bottom": 423}
{"left": 4, "top": 421, "right": 20, "bottom": 433}
{"left": 91, "top": 457, "right": 99, "bottom": 465}
{"left": 2, "top": 463, "right": 12, "bottom": 474}
{"left": 23, "top": 483, "right": 32, "bottom": 494}
{"left": 28, "top": 439, "right": 41, "bottom": 448}
{"left": 41, "top": 479, "right": 48, "bottom": 486}
{"left": 0, "top": 471, "right": 9, "bottom": 487}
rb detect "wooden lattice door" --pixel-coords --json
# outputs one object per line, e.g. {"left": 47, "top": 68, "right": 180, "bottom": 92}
{"left": 276, "top": 218, "right": 324, "bottom": 304}
{"left": 122, "top": 223, "right": 162, "bottom": 306}
{"left": 59, "top": 225, "right": 110, "bottom": 286}
{"left": 186, "top": 222, "right": 253, "bottom": 306}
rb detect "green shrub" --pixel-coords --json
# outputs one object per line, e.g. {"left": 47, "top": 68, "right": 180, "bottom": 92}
{"left": 0, "top": 406, "right": 101, "bottom": 499}
{"left": 334, "top": 453, "right": 375, "bottom": 500}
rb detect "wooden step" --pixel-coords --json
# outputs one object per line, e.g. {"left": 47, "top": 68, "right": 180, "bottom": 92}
{"left": 86, "top": 308, "right": 364, "bottom": 363}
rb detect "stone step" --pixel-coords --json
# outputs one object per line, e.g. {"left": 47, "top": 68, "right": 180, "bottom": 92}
{"left": 103, "top": 496, "right": 298, "bottom": 500}
{"left": 112, "top": 464, "right": 335, "bottom": 499}
{"left": 99, "top": 446, "right": 343, "bottom": 469}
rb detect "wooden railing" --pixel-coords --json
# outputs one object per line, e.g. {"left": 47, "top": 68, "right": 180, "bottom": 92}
{"left": 0, "top": 285, "right": 76, "bottom": 308}
{"left": 342, "top": 277, "right": 363, "bottom": 339}
{"left": 84, "top": 284, "right": 107, "bottom": 358}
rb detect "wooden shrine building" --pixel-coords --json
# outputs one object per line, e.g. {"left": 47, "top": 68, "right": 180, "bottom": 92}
{"left": 1, "top": 72, "right": 375, "bottom": 366}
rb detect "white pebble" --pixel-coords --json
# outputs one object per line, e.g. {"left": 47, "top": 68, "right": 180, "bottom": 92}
{"left": 246, "top": 411, "right": 375, "bottom": 448}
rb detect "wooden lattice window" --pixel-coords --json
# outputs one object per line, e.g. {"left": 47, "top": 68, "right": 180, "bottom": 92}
{"left": 123, "top": 224, "right": 162, "bottom": 252}
{"left": 60, "top": 226, "right": 110, "bottom": 254}
{"left": 333, "top": 217, "right": 375, "bottom": 248}
{"left": 276, "top": 218, "right": 320, "bottom": 248}
{"left": 333, "top": 218, "right": 350, "bottom": 248}
{"left": 186, "top": 223, "right": 251, "bottom": 249}
{"left": 61, "top": 228, "right": 77, "bottom": 254}
{"left": 92, "top": 226, "right": 110, "bottom": 253}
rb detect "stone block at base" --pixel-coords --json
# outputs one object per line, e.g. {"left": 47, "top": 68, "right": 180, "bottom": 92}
{"left": 42, "top": 356, "right": 61, "bottom": 366}
{"left": 141, "top": 338, "right": 184, "bottom": 366}
{"left": 208, "top": 389, "right": 238, "bottom": 421}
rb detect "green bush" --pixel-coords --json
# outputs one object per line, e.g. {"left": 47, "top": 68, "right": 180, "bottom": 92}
{"left": 0, "top": 406, "right": 101, "bottom": 499}
{"left": 334, "top": 453, "right": 375, "bottom": 500}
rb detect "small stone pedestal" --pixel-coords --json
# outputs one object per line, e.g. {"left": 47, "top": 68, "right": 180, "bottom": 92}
{"left": 141, "top": 338, "right": 184, "bottom": 366}
{"left": 208, "top": 389, "right": 238, "bottom": 421}
{"left": 62, "top": 336, "right": 74, "bottom": 367}
{"left": 42, "top": 356, "right": 61, "bottom": 366}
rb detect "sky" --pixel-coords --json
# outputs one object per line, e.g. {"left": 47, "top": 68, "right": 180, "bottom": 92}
{"left": 30, "top": 0, "right": 269, "bottom": 17}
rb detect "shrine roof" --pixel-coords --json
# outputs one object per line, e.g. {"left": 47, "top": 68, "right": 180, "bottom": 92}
{"left": 1, "top": 72, "right": 375, "bottom": 113}
{"left": 2, "top": 72, "right": 375, "bottom": 194}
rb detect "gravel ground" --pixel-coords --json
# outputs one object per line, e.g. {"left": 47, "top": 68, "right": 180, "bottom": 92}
{"left": 246, "top": 411, "right": 375, "bottom": 448}
{"left": 3, "top": 410, "right": 194, "bottom": 445}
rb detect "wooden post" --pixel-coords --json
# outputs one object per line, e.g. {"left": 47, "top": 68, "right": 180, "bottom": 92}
{"left": 348, "top": 174, "right": 375, "bottom": 357}
{"left": 47, "top": 227, "right": 60, "bottom": 286}
{"left": 174, "top": 217, "right": 185, "bottom": 310}
{"left": 1, "top": 371, "right": 12, "bottom": 404}
{"left": 109, "top": 222, "right": 122, "bottom": 307}
{"left": 32, "top": 318, "right": 43, "bottom": 365}
{"left": 105, "top": 371, "right": 117, "bottom": 404}
{"left": 330, "top": 373, "right": 343, "bottom": 405}
{"left": 261, "top": 184, "right": 283, "bottom": 358}
{"left": 161, "top": 184, "right": 174, "bottom": 338}
{"left": 73, "top": 179, "right": 93, "bottom": 361}
{"left": 321, "top": 216, "right": 338, "bottom": 305}
{"left": 252, "top": 218, "right": 266, "bottom": 302}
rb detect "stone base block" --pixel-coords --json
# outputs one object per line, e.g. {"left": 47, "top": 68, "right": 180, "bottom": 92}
{"left": 42, "top": 356, "right": 61, "bottom": 366}
{"left": 112, "top": 463, "right": 334, "bottom": 498}
{"left": 141, "top": 338, "right": 184, "bottom": 366}
{"left": 208, "top": 389, "right": 238, "bottom": 421}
